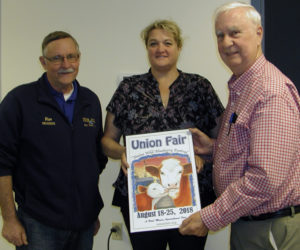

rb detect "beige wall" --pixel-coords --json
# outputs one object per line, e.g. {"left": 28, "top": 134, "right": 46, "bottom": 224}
{"left": 0, "top": 0, "right": 249, "bottom": 249}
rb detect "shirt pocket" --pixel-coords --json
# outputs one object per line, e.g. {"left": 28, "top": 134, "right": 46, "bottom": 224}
{"left": 227, "top": 113, "right": 250, "bottom": 156}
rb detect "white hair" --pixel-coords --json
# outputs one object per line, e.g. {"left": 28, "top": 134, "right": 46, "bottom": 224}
{"left": 214, "top": 1, "right": 262, "bottom": 27}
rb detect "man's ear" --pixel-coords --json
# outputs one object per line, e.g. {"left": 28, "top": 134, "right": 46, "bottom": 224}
{"left": 39, "top": 56, "right": 47, "bottom": 69}
{"left": 257, "top": 26, "right": 263, "bottom": 41}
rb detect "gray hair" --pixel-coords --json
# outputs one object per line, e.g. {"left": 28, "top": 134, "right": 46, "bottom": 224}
{"left": 42, "top": 31, "right": 79, "bottom": 56}
{"left": 215, "top": 2, "right": 261, "bottom": 26}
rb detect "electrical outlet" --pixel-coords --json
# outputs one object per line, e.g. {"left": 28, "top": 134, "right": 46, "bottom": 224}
{"left": 112, "top": 222, "right": 122, "bottom": 240}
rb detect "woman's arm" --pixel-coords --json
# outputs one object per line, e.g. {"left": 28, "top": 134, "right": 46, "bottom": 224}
{"left": 208, "top": 114, "right": 223, "bottom": 139}
{"left": 101, "top": 112, "right": 125, "bottom": 159}
{"left": 101, "top": 112, "right": 129, "bottom": 174}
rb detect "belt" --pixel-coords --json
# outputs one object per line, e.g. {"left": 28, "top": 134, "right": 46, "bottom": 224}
{"left": 240, "top": 205, "right": 300, "bottom": 221}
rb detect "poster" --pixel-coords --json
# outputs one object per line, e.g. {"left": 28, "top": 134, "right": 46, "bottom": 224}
{"left": 126, "top": 129, "right": 201, "bottom": 233}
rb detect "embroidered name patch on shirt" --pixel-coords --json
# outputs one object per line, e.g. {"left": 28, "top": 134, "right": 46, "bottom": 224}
{"left": 82, "top": 117, "right": 96, "bottom": 127}
{"left": 42, "top": 117, "right": 56, "bottom": 126}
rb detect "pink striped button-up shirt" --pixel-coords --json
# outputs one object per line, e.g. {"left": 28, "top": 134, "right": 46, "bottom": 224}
{"left": 201, "top": 55, "right": 300, "bottom": 231}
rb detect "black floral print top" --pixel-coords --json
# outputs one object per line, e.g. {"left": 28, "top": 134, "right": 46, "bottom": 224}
{"left": 107, "top": 70, "right": 224, "bottom": 206}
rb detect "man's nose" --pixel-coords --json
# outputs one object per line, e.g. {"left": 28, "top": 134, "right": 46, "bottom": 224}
{"left": 61, "top": 57, "right": 71, "bottom": 66}
{"left": 222, "top": 35, "right": 234, "bottom": 47}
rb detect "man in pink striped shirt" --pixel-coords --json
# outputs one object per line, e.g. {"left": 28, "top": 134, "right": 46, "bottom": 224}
{"left": 179, "top": 2, "right": 300, "bottom": 249}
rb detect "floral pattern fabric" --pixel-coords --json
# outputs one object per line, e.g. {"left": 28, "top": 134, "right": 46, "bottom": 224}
{"left": 107, "top": 70, "right": 224, "bottom": 204}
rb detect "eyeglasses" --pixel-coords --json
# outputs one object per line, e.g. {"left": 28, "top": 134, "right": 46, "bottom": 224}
{"left": 44, "top": 53, "right": 80, "bottom": 64}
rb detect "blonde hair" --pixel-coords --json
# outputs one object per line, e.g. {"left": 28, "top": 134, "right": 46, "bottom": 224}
{"left": 141, "top": 19, "right": 183, "bottom": 48}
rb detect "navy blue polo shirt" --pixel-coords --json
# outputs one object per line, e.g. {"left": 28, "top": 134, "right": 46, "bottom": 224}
{"left": 46, "top": 77, "right": 78, "bottom": 124}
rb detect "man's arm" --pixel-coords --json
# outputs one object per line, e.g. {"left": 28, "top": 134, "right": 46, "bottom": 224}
{"left": 0, "top": 176, "right": 28, "bottom": 246}
{"left": 182, "top": 90, "right": 300, "bottom": 233}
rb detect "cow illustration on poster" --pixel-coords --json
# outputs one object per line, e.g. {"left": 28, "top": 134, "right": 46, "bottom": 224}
{"left": 133, "top": 155, "right": 197, "bottom": 212}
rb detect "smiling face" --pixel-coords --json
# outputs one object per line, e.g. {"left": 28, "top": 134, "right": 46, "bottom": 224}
{"left": 39, "top": 37, "right": 80, "bottom": 93}
{"left": 215, "top": 7, "right": 263, "bottom": 76}
{"left": 146, "top": 28, "right": 181, "bottom": 73}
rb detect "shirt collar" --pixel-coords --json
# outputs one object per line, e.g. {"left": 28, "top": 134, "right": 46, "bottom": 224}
{"left": 44, "top": 74, "right": 78, "bottom": 101}
{"left": 228, "top": 55, "right": 266, "bottom": 92}
{"left": 146, "top": 68, "right": 182, "bottom": 88}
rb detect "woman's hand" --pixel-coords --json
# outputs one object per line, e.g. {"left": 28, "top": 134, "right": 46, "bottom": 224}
{"left": 189, "top": 128, "right": 215, "bottom": 155}
{"left": 195, "top": 155, "right": 205, "bottom": 173}
{"left": 121, "top": 151, "right": 129, "bottom": 176}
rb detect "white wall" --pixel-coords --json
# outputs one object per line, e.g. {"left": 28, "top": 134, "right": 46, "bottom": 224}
{"left": 0, "top": 0, "right": 249, "bottom": 249}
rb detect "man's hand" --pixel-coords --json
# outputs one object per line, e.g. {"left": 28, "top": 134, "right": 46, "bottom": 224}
{"left": 2, "top": 216, "right": 28, "bottom": 246}
{"left": 93, "top": 218, "right": 100, "bottom": 236}
{"left": 189, "top": 128, "right": 215, "bottom": 155}
{"left": 179, "top": 212, "right": 209, "bottom": 237}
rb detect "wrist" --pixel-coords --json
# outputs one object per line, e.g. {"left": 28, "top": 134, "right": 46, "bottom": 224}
{"left": 2, "top": 212, "right": 18, "bottom": 222}
{"left": 209, "top": 139, "right": 216, "bottom": 154}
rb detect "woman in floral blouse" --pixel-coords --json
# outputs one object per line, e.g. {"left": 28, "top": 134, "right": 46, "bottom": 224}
{"left": 101, "top": 19, "right": 224, "bottom": 250}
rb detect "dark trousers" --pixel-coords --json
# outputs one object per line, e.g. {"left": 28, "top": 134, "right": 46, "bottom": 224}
{"left": 120, "top": 205, "right": 207, "bottom": 250}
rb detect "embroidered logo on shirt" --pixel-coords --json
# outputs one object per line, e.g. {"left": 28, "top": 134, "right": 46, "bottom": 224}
{"left": 82, "top": 117, "right": 96, "bottom": 127}
{"left": 42, "top": 117, "right": 56, "bottom": 126}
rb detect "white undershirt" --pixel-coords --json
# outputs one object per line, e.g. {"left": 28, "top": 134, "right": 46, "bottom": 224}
{"left": 63, "top": 84, "right": 74, "bottom": 101}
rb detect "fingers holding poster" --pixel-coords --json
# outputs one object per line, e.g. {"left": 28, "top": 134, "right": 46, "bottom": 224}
{"left": 126, "top": 129, "right": 201, "bottom": 233}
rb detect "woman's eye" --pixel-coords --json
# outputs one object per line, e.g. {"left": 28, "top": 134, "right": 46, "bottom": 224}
{"left": 149, "top": 42, "right": 157, "bottom": 47}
